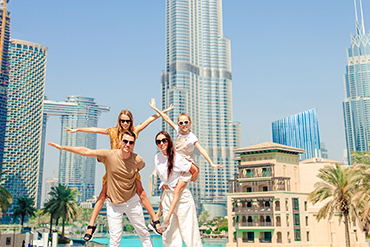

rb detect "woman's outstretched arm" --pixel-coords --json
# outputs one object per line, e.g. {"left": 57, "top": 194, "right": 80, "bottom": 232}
{"left": 194, "top": 141, "right": 224, "bottom": 168}
{"left": 65, "top": 127, "right": 108, "bottom": 135}
{"left": 135, "top": 99, "right": 174, "bottom": 134}
{"left": 148, "top": 98, "right": 177, "bottom": 130}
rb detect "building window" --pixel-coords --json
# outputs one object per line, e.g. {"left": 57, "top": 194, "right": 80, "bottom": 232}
{"left": 307, "top": 232, "right": 310, "bottom": 242}
{"left": 304, "top": 201, "right": 307, "bottom": 211}
{"left": 305, "top": 216, "right": 308, "bottom": 226}
{"left": 294, "top": 229, "right": 301, "bottom": 241}
{"left": 292, "top": 198, "right": 299, "bottom": 210}
{"left": 294, "top": 214, "right": 300, "bottom": 226}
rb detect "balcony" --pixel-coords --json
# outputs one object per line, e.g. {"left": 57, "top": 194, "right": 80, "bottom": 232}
{"left": 233, "top": 205, "right": 273, "bottom": 214}
{"left": 229, "top": 177, "right": 291, "bottom": 193}
{"left": 238, "top": 164, "right": 274, "bottom": 180}
{"left": 236, "top": 221, "right": 274, "bottom": 227}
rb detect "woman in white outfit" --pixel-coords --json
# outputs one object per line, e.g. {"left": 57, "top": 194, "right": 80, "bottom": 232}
{"left": 154, "top": 130, "right": 202, "bottom": 247}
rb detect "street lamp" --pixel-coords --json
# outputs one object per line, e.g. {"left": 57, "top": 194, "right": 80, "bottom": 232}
{"left": 235, "top": 222, "right": 239, "bottom": 247}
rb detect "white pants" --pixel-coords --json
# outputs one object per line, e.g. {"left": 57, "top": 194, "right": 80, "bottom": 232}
{"left": 106, "top": 194, "right": 153, "bottom": 247}
{"left": 161, "top": 188, "right": 202, "bottom": 247}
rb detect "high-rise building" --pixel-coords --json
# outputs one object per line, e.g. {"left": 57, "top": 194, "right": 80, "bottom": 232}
{"left": 343, "top": 0, "right": 370, "bottom": 165}
{"left": 2, "top": 39, "right": 47, "bottom": 210}
{"left": 272, "top": 108, "right": 322, "bottom": 161}
{"left": 149, "top": 169, "right": 161, "bottom": 197}
{"left": 43, "top": 167, "right": 58, "bottom": 205}
{"left": 43, "top": 96, "right": 109, "bottom": 202}
{"left": 161, "top": 0, "right": 242, "bottom": 216}
{"left": 0, "top": 0, "right": 11, "bottom": 174}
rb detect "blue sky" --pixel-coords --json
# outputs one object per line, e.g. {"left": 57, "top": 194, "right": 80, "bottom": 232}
{"left": 8, "top": 0, "right": 368, "bottom": 197}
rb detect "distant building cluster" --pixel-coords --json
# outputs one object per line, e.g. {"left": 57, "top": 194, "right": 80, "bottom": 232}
{"left": 0, "top": 1, "right": 109, "bottom": 221}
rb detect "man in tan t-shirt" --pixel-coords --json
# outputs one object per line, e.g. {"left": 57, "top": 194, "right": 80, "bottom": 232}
{"left": 48, "top": 131, "right": 153, "bottom": 247}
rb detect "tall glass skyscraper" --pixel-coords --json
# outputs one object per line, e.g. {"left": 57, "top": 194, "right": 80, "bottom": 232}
{"left": 43, "top": 96, "right": 109, "bottom": 202}
{"left": 0, "top": 0, "right": 11, "bottom": 174}
{"left": 343, "top": 0, "right": 370, "bottom": 165}
{"left": 161, "top": 0, "right": 241, "bottom": 216}
{"left": 2, "top": 39, "right": 48, "bottom": 210}
{"left": 272, "top": 108, "right": 322, "bottom": 161}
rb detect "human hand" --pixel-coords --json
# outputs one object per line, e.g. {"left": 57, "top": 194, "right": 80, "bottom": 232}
{"left": 211, "top": 163, "right": 224, "bottom": 169}
{"left": 148, "top": 98, "right": 158, "bottom": 110}
{"left": 163, "top": 104, "right": 174, "bottom": 113}
{"left": 65, "top": 127, "right": 78, "bottom": 133}
{"left": 47, "top": 142, "right": 63, "bottom": 150}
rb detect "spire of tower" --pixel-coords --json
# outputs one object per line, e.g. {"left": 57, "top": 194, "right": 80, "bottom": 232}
{"left": 354, "top": 0, "right": 359, "bottom": 23}
{"left": 359, "top": 0, "right": 366, "bottom": 33}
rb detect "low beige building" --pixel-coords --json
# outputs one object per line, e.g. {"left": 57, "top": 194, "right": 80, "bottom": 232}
{"left": 227, "top": 142, "right": 367, "bottom": 247}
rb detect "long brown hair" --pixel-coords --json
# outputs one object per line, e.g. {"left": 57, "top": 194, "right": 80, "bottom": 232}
{"left": 155, "top": 131, "right": 175, "bottom": 178}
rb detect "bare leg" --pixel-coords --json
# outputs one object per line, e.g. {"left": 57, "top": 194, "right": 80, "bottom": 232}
{"left": 136, "top": 179, "right": 159, "bottom": 224}
{"left": 85, "top": 184, "right": 107, "bottom": 240}
{"left": 159, "top": 181, "right": 187, "bottom": 231}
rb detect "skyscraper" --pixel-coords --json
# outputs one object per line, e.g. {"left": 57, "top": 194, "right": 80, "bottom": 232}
{"left": 272, "top": 108, "right": 322, "bottom": 161}
{"left": 2, "top": 39, "right": 47, "bottom": 210}
{"left": 43, "top": 167, "right": 58, "bottom": 205}
{"left": 161, "top": 0, "right": 242, "bottom": 216}
{"left": 43, "top": 96, "right": 109, "bottom": 202}
{"left": 343, "top": 0, "right": 370, "bottom": 164}
{"left": 0, "top": 0, "right": 11, "bottom": 173}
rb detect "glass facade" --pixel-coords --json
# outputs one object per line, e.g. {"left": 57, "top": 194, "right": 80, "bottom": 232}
{"left": 2, "top": 39, "right": 47, "bottom": 211}
{"left": 272, "top": 108, "right": 321, "bottom": 160}
{"left": 343, "top": 8, "right": 370, "bottom": 164}
{"left": 161, "top": 0, "right": 241, "bottom": 215}
{"left": 43, "top": 96, "right": 109, "bottom": 202}
{"left": 0, "top": 1, "right": 11, "bottom": 175}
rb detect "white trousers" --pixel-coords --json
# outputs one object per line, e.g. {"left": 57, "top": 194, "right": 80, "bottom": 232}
{"left": 161, "top": 188, "right": 202, "bottom": 247}
{"left": 106, "top": 194, "right": 153, "bottom": 247}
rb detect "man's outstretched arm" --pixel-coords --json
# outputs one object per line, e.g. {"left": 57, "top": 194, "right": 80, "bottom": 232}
{"left": 48, "top": 142, "right": 98, "bottom": 158}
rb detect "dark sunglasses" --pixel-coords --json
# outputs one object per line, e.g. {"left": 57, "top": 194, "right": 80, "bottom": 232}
{"left": 120, "top": 119, "right": 132, "bottom": 124}
{"left": 178, "top": 120, "right": 190, "bottom": 126}
{"left": 122, "top": 139, "right": 135, "bottom": 145}
{"left": 156, "top": 138, "right": 168, "bottom": 145}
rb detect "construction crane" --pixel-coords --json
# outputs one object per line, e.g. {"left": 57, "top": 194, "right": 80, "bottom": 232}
{"left": 0, "top": 0, "right": 8, "bottom": 76}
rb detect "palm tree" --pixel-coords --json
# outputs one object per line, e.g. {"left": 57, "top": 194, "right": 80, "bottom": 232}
{"left": 0, "top": 169, "right": 13, "bottom": 219}
{"left": 350, "top": 150, "right": 370, "bottom": 231}
{"left": 47, "top": 184, "right": 79, "bottom": 237}
{"left": 43, "top": 198, "right": 61, "bottom": 236}
{"left": 13, "top": 196, "right": 37, "bottom": 231}
{"left": 308, "top": 163, "right": 359, "bottom": 247}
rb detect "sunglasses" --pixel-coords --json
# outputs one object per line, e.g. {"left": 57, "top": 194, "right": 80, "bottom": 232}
{"left": 156, "top": 138, "right": 168, "bottom": 145}
{"left": 120, "top": 119, "right": 132, "bottom": 124}
{"left": 122, "top": 139, "right": 135, "bottom": 145}
{"left": 178, "top": 120, "right": 190, "bottom": 126}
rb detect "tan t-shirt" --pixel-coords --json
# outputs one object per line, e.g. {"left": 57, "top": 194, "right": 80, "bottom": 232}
{"left": 96, "top": 149, "right": 145, "bottom": 204}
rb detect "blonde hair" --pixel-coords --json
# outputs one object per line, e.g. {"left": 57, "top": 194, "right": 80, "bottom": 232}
{"left": 177, "top": 112, "right": 191, "bottom": 122}
{"left": 114, "top": 109, "right": 135, "bottom": 143}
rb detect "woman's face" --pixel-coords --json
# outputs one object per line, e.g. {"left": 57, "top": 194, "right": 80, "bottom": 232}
{"left": 177, "top": 115, "right": 191, "bottom": 134}
{"left": 156, "top": 134, "right": 169, "bottom": 153}
{"left": 120, "top": 114, "right": 132, "bottom": 130}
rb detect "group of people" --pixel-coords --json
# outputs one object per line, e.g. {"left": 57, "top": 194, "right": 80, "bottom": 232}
{"left": 48, "top": 99, "right": 222, "bottom": 247}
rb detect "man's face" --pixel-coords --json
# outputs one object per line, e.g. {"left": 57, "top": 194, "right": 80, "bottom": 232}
{"left": 121, "top": 134, "right": 135, "bottom": 153}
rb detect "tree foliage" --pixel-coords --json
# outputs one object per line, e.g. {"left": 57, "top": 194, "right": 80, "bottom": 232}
{"left": 308, "top": 163, "right": 359, "bottom": 247}
{"left": 13, "top": 196, "right": 37, "bottom": 230}
{"left": 46, "top": 184, "right": 79, "bottom": 237}
{"left": 0, "top": 169, "right": 13, "bottom": 218}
